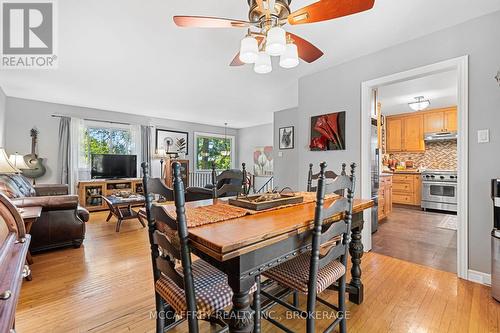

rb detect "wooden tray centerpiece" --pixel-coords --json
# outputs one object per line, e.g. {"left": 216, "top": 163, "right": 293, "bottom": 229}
{"left": 229, "top": 191, "right": 303, "bottom": 211}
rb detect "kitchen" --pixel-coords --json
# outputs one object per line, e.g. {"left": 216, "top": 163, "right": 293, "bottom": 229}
{"left": 371, "top": 70, "right": 459, "bottom": 273}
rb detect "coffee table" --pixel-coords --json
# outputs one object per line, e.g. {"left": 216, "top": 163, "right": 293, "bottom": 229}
{"left": 102, "top": 195, "right": 146, "bottom": 232}
{"left": 20, "top": 206, "right": 42, "bottom": 281}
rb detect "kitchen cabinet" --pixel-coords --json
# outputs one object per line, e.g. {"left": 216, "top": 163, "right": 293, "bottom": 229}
{"left": 378, "top": 175, "right": 393, "bottom": 221}
{"left": 386, "top": 114, "right": 424, "bottom": 152}
{"left": 444, "top": 108, "right": 457, "bottom": 132}
{"left": 423, "top": 107, "right": 457, "bottom": 133}
{"left": 392, "top": 173, "right": 421, "bottom": 206}
{"left": 386, "top": 117, "right": 403, "bottom": 152}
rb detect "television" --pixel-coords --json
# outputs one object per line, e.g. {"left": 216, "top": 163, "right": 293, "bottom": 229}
{"left": 91, "top": 154, "right": 137, "bottom": 179}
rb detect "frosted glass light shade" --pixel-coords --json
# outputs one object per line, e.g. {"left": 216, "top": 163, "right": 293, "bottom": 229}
{"left": 266, "top": 27, "right": 286, "bottom": 56}
{"left": 239, "top": 36, "right": 259, "bottom": 64}
{"left": 279, "top": 43, "right": 299, "bottom": 69}
{"left": 0, "top": 148, "right": 20, "bottom": 173}
{"left": 408, "top": 97, "right": 431, "bottom": 111}
{"left": 254, "top": 52, "right": 272, "bottom": 74}
{"left": 9, "top": 153, "right": 30, "bottom": 169}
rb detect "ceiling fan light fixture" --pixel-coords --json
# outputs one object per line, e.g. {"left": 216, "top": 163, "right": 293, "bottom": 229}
{"left": 266, "top": 26, "right": 286, "bottom": 56}
{"left": 254, "top": 51, "right": 272, "bottom": 74}
{"left": 239, "top": 35, "right": 259, "bottom": 64}
{"left": 279, "top": 43, "right": 299, "bottom": 68}
{"left": 408, "top": 96, "right": 431, "bottom": 111}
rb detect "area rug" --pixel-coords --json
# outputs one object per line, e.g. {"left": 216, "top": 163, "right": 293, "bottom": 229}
{"left": 437, "top": 215, "right": 458, "bottom": 230}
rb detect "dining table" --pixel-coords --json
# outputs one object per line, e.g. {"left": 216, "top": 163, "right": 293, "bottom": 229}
{"left": 154, "top": 196, "right": 374, "bottom": 333}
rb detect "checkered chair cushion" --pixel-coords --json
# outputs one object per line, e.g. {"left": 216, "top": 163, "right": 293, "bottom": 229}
{"left": 263, "top": 252, "right": 346, "bottom": 294}
{"left": 156, "top": 259, "right": 256, "bottom": 319}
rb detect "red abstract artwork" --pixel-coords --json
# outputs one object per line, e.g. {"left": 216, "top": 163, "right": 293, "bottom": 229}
{"left": 309, "top": 112, "right": 346, "bottom": 151}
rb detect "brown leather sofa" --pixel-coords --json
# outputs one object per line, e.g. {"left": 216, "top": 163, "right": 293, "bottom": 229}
{"left": 0, "top": 175, "right": 89, "bottom": 252}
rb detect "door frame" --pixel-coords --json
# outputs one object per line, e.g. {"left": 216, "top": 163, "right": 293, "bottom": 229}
{"left": 360, "top": 56, "right": 469, "bottom": 279}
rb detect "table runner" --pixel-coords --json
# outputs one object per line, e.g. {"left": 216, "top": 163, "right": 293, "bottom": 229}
{"left": 162, "top": 192, "right": 339, "bottom": 228}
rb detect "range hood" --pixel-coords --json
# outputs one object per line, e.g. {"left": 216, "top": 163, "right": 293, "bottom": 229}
{"left": 424, "top": 131, "right": 458, "bottom": 142}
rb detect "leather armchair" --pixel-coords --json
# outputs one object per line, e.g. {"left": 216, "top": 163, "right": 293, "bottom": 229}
{"left": 11, "top": 183, "right": 89, "bottom": 252}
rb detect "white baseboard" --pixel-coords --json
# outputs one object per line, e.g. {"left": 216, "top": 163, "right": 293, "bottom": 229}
{"left": 468, "top": 269, "right": 491, "bottom": 286}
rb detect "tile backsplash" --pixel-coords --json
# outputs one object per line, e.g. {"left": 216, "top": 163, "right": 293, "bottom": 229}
{"left": 389, "top": 140, "right": 457, "bottom": 170}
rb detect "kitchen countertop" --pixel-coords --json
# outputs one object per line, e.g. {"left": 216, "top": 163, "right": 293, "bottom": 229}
{"left": 382, "top": 170, "right": 421, "bottom": 175}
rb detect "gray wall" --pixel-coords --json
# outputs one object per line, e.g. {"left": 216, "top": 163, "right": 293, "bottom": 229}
{"left": 0, "top": 87, "right": 6, "bottom": 147}
{"left": 238, "top": 123, "right": 273, "bottom": 170}
{"left": 4, "top": 97, "right": 238, "bottom": 183}
{"left": 273, "top": 108, "right": 299, "bottom": 190}
{"left": 277, "top": 11, "right": 500, "bottom": 274}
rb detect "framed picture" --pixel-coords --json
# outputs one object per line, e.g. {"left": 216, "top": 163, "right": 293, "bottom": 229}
{"left": 310, "top": 111, "right": 346, "bottom": 151}
{"left": 279, "top": 126, "right": 294, "bottom": 150}
{"left": 155, "top": 129, "right": 189, "bottom": 155}
{"left": 253, "top": 146, "right": 273, "bottom": 176}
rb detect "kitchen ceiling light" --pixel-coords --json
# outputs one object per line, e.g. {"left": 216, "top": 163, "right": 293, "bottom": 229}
{"left": 280, "top": 42, "right": 299, "bottom": 68}
{"left": 254, "top": 51, "right": 272, "bottom": 74}
{"left": 266, "top": 27, "right": 286, "bottom": 56}
{"left": 239, "top": 35, "right": 259, "bottom": 64}
{"left": 408, "top": 96, "right": 431, "bottom": 111}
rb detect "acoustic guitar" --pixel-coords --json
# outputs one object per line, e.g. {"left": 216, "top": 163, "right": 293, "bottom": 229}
{"left": 22, "top": 128, "right": 46, "bottom": 179}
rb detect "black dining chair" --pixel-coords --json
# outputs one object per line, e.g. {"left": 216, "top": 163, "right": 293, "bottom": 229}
{"left": 186, "top": 163, "right": 246, "bottom": 201}
{"left": 307, "top": 163, "right": 340, "bottom": 192}
{"left": 142, "top": 161, "right": 233, "bottom": 333}
{"left": 256, "top": 162, "right": 356, "bottom": 333}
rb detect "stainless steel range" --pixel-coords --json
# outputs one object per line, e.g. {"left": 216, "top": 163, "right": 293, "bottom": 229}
{"left": 421, "top": 170, "right": 458, "bottom": 212}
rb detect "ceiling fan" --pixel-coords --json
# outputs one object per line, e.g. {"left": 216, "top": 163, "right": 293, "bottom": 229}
{"left": 173, "top": 0, "right": 376, "bottom": 74}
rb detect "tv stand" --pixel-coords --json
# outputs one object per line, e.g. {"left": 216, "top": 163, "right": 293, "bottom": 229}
{"left": 77, "top": 178, "right": 143, "bottom": 212}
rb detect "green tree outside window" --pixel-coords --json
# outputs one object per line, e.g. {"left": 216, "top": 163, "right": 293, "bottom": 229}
{"left": 196, "top": 135, "right": 232, "bottom": 170}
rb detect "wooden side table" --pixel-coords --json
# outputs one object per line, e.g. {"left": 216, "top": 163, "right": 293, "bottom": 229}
{"left": 20, "top": 206, "right": 42, "bottom": 281}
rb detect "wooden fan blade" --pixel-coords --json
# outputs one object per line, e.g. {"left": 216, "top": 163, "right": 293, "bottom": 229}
{"left": 230, "top": 53, "right": 245, "bottom": 66}
{"left": 288, "top": 0, "right": 375, "bottom": 25}
{"left": 173, "top": 16, "right": 252, "bottom": 28}
{"left": 287, "top": 33, "right": 324, "bottom": 63}
{"left": 230, "top": 36, "right": 265, "bottom": 67}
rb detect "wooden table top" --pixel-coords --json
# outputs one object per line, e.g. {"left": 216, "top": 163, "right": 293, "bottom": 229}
{"left": 160, "top": 198, "right": 374, "bottom": 261}
{"left": 19, "top": 206, "right": 42, "bottom": 220}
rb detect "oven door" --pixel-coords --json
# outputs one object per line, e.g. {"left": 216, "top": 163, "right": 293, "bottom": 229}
{"left": 422, "top": 181, "right": 457, "bottom": 204}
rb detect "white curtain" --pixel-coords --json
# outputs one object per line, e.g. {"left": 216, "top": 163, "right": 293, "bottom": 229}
{"left": 69, "top": 117, "right": 86, "bottom": 193}
{"left": 130, "top": 124, "right": 142, "bottom": 176}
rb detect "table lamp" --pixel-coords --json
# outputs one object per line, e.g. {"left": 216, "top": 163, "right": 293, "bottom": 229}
{"left": 156, "top": 148, "right": 167, "bottom": 178}
{"left": 9, "top": 152, "right": 30, "bottom": 170}
{"left": 0, "top": 148, "right": 21, "bottom": 173}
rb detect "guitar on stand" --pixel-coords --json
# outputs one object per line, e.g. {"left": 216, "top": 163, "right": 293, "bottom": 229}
{"left": 22, "top": 128, "right": 46, "bottom": 183}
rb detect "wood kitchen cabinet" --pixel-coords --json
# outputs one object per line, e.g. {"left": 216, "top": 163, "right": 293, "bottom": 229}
{"left": 378, "top": 175, "right": 393, "bottom": 221}
{"left": 386, "top": 114, "right": 424, "bottom": 152}
{"left": 423, "top": 107, "right": 457, "bottom": 133}
{"left": 392, "top": 173, "right": 421, "bottom": 206}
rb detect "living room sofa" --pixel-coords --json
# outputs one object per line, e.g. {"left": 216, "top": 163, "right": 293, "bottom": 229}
{"left": 0, "top": 174, "right": 89, "bottom": 252}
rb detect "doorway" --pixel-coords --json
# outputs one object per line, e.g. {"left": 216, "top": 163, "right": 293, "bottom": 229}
{"left": 360, "top": 56, "right": 469, "bottom": 279}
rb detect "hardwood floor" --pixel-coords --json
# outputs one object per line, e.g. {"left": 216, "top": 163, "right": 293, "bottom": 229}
{"left": 372, "top": 205, "right": 457, "bottom": 273}
{"left": 16, "top": 211, "right": 499, "bottom": 332}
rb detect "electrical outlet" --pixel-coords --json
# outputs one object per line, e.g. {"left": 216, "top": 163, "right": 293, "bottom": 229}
{"left": 477, "top": 129, "right": 490, "bottom": 143}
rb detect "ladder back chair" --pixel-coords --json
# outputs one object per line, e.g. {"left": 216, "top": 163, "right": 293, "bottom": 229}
{"left": 258, "top": 162, "right": 356, "bottom": 333}
{"left": 142, "top": 162, "right": 232, "bottom": 333}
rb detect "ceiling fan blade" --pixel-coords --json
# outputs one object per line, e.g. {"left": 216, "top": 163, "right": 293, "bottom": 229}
{"left": 230, "top": 36, "right": 265, "bottom": 67}
{"left": 287, "top": 33, "right": 324, "bottom": 63}
{"left": 288, "top": 0, "right": 375, "bottom": 25}
{"left": 230, "top": 53, "right": 245, "bottom": 67}
{"left": 173, "top": 16, "right": 252, "bottom": 28}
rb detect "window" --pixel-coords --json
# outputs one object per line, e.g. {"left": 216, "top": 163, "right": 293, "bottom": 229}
{"left": 195, "top": 132, "right": 234, "bottom": 171}
{"left": 82, "top": 125, "right": 133, "bottom": 165}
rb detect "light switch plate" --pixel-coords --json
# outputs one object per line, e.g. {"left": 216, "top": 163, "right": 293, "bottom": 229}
{"left": 278, "top": 151, "right": 283, "bottom": 157}
{"left": 477, "top": 129, "right": 490, "bottom": 143}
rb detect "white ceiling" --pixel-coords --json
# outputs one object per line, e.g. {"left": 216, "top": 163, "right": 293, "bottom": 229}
{"left": 1, "top": 0, "right": 499, "bottom": 128}
{"left": 378, "top": 70, "right": 458, "bottom": 116}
